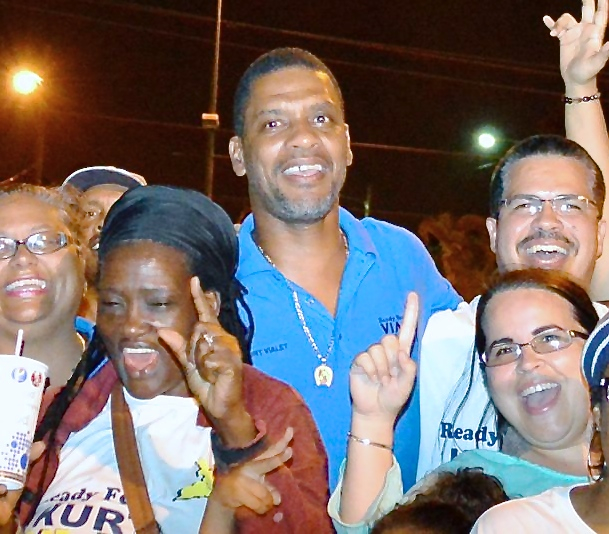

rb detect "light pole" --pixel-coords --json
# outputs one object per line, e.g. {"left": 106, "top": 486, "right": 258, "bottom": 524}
{"left": 11, "top": 69, "right": 45, "bottom": 184}
{"left": 201, "top": 0, "right": 223, "bottom": 198}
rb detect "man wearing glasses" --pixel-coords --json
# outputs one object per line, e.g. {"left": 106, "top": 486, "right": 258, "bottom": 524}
{"left": 418, "top": 7, "right": 609, "bottom": 479}
{"left": 418, "top": 132, "right": 609, "bottom": 478}
{"left": 487, "top": 137, "right": 605, "bottom": 289}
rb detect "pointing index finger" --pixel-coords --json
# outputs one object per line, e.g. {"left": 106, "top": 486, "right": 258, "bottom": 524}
{"left": 398, "top": 292, "right": 419, "bottom": 353}
{"left": 190, "top": 277, "right": 219, "bottom": 325}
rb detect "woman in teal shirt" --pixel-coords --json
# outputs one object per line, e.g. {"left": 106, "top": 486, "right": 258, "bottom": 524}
{"left": 330, "top": 269, "right": 597, "bottom": 533}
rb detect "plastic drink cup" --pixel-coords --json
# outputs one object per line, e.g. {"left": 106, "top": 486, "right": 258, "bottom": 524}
{"left": 0, "top": 355, "right": 48, "bottom": 490}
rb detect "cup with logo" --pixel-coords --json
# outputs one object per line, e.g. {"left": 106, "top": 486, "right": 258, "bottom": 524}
{"left": 0, "top": 352, "right": 47, "bottom": 490}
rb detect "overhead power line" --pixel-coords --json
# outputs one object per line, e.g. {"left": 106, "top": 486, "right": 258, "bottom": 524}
{"left": 0, "top": 2, "right": 579, "bottom": 96}
{"left": 5, "top": 0, "right": 602, "bottom": 83}
{"left": 45, "top": 108, "right": 490, "bottom": 159}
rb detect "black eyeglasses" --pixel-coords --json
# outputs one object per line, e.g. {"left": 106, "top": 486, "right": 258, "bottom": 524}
{"left": 499, "top": 194, "right": 598, "bottom": 217}
{"left": 0, "top": 231, "right": 69, "bottom": 260}
{"left": 481, "top": 327, "right": 589, "bottom": 367}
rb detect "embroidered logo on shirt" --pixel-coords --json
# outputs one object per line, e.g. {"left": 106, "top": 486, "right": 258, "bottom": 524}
{"left": 174, "top": 458, "right": 214, "bottom": 501}
{"left": 378, "top": 315, "right": 401, "bottom": 335}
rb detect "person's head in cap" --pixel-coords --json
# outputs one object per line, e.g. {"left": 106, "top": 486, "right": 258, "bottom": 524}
{"left": 62, "top": 166, "right": 146, "bottom": 299}
{"left": 582, "top": 312, "right": 609, "bottom": 389}
{"left": 95, "top": 185, "right": 253, "bottom": 399}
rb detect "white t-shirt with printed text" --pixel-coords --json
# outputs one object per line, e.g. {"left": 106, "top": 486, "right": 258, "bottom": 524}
{"left": 27, "top": 389, "right": 214, "bottom": 534}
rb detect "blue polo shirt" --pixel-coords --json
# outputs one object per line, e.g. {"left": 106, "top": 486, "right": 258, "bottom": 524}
{"left": 237, "top": 208, "right": 461, "bottom": 490}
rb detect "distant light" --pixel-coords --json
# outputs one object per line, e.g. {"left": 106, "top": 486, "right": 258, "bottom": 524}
{"left": 12, "top": 70, "right": 43, "bottom": 95}
{"left": 478, "top": 133, "right": 496, "bottom": 150}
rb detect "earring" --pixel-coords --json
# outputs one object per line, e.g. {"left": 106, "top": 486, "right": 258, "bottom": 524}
{"left": 587, "top": 423, "right": 606, "bottom": 482}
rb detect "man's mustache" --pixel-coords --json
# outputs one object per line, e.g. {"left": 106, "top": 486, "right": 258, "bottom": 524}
{"left": 518, "top": 230, "right": 573, "bottom": 249}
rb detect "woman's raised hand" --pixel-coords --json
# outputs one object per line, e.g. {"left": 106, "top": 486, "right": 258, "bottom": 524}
{"left": 159, "top": 277, "right": 256, "bottom": 446}
{"left": 349, "top": 293, "right": 419, "bottom": 423}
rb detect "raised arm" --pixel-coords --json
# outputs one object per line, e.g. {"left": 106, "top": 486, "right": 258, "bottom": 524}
{"left": 545, "top": 0, "right": 609, "bottom": 299}
{"left": 336, "top": 294, "right": 418, "bottom": 526}
{"left": 161, "top": 277, "right": 333, "bottom": 533}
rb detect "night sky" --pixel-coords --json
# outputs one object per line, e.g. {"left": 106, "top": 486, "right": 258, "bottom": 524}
{"left": 1, "top": 0, "right": 606, "bottom": 227}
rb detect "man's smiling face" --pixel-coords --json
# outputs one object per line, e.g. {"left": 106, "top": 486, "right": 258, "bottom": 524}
{"left": 486, "top": 155, "right": 605, "bottom": 288}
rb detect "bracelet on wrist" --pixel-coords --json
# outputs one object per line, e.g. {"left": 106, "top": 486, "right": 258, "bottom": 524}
{"left": 211, "top": 420, "right": 268, "bottom": 473}
{"left": 347, "top": 431, "right": 393, "bottom": 451}
{"left": 563, "top": 92, "right": 601, "bottom": 104}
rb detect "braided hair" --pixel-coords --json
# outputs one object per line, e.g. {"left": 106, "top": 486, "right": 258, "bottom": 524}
{"left": 23, "top": 185, "right": 255, "bottom": 519}
{"left": 22, "top": 335, "right": 106, "bottom": 518}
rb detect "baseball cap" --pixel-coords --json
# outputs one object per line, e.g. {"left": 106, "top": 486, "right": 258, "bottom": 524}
{"left": 582, "top": 311, "right": 609, "bottom": 387}
{"left": 62, "top": 166, "right": 147, "bottom": 192}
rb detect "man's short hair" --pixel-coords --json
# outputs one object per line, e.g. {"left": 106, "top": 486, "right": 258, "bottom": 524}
{"left": 232, "top": 47, "right": 343, "bottom": 137}
{"left": 488, "top": 134, "right": 605, "bottom": 219}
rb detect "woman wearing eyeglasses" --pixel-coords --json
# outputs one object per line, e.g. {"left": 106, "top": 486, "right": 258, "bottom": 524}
{"left": 471, "top": 310, "right": 609, "bottom": 533}
{"left": 330, "top": 269, "right": 599, "bottom": 532}
{"left": 0, "top": 184, "right": 91, "bottom": 386}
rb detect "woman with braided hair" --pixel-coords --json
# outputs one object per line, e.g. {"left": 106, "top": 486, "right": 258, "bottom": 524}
{"left": 0, "top": 185, "right": 331, "bottom": 533}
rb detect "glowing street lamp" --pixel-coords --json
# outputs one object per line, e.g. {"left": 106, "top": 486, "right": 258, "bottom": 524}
{"left": 477, "top": 132, "right": 496, "bottom": 150}
{"left": 12, "top": 70, "right": 43, "bottom": 95}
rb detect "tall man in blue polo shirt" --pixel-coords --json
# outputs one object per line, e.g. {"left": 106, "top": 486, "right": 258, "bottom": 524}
{"left": 229, "top": 48, "right": 461, "bottom": 490}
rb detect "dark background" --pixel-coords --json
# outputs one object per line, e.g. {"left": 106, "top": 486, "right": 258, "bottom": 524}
{"left": 1, "top": 0, "right": 607, "bottom": 228}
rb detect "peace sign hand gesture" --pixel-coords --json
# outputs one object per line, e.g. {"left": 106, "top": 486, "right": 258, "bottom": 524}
{"left": 159, "top": 277, "right": 256, "bottom": 446}
{"left": 544, "top": 0, "right": 609, "bottom": 89}
{"left": 349, "top": 293, "right": 419, "bottom": 424}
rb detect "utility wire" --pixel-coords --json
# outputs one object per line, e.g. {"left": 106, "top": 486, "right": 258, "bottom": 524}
{"left": 40, "top": 0, "right": 578, "bottom": 77}
{"left": 46, "top": 108, "right": 490, "bottom": 159}
{"left": 0, "top": 2, "right": 573, "bottom": 96}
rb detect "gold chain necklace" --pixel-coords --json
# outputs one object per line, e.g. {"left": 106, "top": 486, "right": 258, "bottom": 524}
{"left": 76, "top": 332, "right": 87, "bottom": 351}
{"left": 254, "top": 231, "right": 348, "bottom": 387}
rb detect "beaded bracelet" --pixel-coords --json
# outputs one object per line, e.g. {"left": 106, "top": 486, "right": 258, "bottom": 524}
{"left": 347, "top": 431, "right": 393, "bottom": 451}
{"left": 563, "top": 92, "right": 601, "bottom": 104}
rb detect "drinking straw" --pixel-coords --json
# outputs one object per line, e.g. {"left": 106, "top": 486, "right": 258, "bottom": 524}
{"left": 14, "top": 329, "right": 24, "bottom": 357}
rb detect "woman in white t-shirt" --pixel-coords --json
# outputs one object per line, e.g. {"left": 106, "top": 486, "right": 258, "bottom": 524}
{"left": 472, "top": 310, "right": 609, "bottom": 533}
{"left": 0, "top": 186, "right": 332, "bottom": 533}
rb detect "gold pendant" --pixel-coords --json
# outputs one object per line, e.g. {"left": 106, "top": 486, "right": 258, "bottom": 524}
{"left": 314, "top": 364, "right": 333, "bottom": 387}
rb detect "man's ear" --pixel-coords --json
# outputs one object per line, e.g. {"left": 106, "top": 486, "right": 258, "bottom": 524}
{"left": 345, "top": 124, "right": 353, "bottom": 167}
{"left": 229, "top": 136, "right": 246, "bottom": 177}
{"left": 486, "top": 217, "right": 498, "bottom": 254}
{"left": 203, "top": 290, "right": 221, "bottom": 318}
{"left": 597, "top": 219, "right": 607, "bottom": 259}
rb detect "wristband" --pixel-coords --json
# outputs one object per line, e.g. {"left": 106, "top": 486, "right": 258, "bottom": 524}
{"left": 211, "top": 420, "right": 268, "bottom": 472}
{"left": 563, "top": 92, "right": 601, "bottom": 104}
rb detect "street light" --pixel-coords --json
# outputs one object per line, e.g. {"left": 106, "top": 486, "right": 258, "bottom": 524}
{"left": 473, "top": 127, "right": 504, "bottom": 154}
{"left": 477, "top": 132, "right": 496, "bottom": 150}
{"left": 10, "top": 68, "right": 45, "bottom": 183}
{"left": 12, "top": 70, "right": 43, "bottom": 96}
